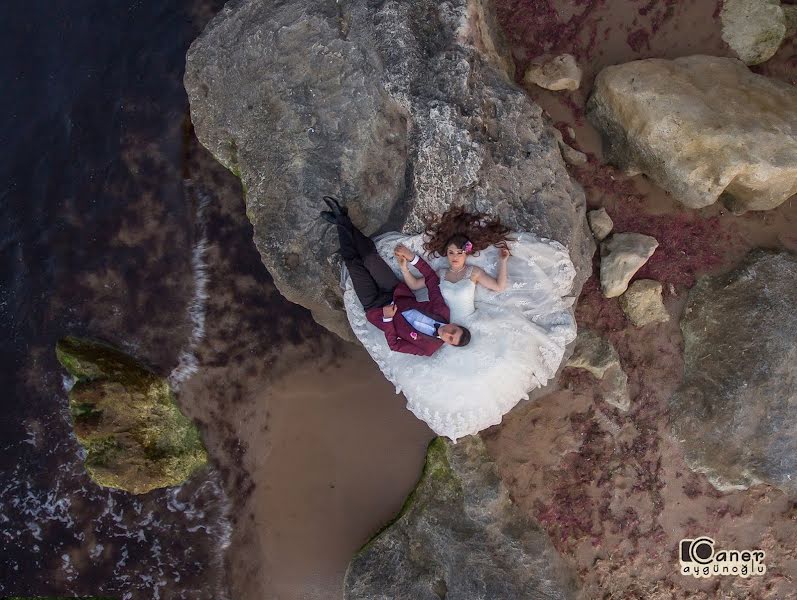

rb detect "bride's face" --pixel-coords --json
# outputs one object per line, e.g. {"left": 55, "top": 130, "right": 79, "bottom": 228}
{"left": 446, "top": 244, "right": 467, "bottom": 270}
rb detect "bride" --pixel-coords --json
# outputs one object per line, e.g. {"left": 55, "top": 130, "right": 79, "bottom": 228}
{"left": 395, "top": 206, "right": 513, "bottom": 324}
{"left": 341, "top": 206, "right": 578, "bottom": 442}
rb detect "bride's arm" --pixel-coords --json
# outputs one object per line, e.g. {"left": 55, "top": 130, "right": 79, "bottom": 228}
{"left": 472, "top": 245, "right": 510, "bottom": 292}
{"left": 399, "top": 257, "right": 426, "bottom": 290}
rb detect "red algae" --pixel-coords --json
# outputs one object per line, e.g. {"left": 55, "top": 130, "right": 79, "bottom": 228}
{"left": 494, "top": 0, "right": 607, "bottom": 79}
{"left": 485, "top": 0, "right": 797, "bottom": 597}
{"left": 608, "top": 203, "right": 742, "bottom": 288}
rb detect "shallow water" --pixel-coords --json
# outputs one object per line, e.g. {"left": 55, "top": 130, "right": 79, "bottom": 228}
{"left": 0, "top": 1, "right": 233, "bottom": 597}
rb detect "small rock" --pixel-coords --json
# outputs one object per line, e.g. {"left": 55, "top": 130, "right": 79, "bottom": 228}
{"left": 599, "top": 233, "right": 658, "bottom": 298}
{"left": 566, "top": 329, "right": 630, "bottom": 411}
{"left": 721, "top": 0, "right": 788, "bottom": 65}
{"left": 560, "top": 143, "right": 587, "bottom": 166}
{"left": 587, "top": 208, "right": 613, "bottom": 241}
{"left": 619, "top": 279, "right": 669, "bottom": 327}
{"left": 552, "top": 127, "right": 587, "bottom": 165}
{"left": 524, "top": 54, "right": 582, "bottom": 91}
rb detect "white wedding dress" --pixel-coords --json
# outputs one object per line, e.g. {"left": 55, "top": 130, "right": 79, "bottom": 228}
{"left": 341, "top": 231, "right": 578, "bottom": 442}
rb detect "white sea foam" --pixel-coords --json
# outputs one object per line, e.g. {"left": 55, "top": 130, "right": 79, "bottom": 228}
{"left": 168, "top": 180, "right": 212, "bottom": 390}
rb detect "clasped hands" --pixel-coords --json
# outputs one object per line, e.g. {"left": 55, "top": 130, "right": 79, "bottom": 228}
{"left": 393, "top": 244, "right": 414, "bottom": 268}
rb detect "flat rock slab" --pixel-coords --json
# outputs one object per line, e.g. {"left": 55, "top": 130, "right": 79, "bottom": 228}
{"left": 185, "top": 0, "right": 594, "bottom": 338}
{"left": 587, "top": 55, "right": 797, "bottom": 214}
{"left": 344, "top": 436, "right": 580, "bottom": 600}
{"left": 669, "top": 249, "right": 797, "bottom": 494}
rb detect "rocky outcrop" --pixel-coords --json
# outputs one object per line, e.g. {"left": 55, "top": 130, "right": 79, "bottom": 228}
{"left": 523, "top": 54, "right": 582, "bottom": 91}
{"left": 565, "top": 329, "right": 630, "bottom": 411}
{"left": 185, "top": 0, "right": 594, "bottom": 338}
{"left": 587, "top": 55, "right": 797, "bottom": 214}
{"left": 619, "top": 279, "right": 669, "bottom": 327}
{"left": 669, "top": 250, "right": 797, "bottom": 494}
{"left": 344, "top": 436, "right": 580, "bottom": 599}
{"left": 599, "top": 233, "right": 658, "bottom": 298}
{"left": 56, "top": 337, "right": 208, "bottom": 494}
{"left": 721, "top": 0, "right": 797, "bottom": 65}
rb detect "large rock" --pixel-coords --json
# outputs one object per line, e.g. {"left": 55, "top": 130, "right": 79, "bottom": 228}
{"left": 185, "top": 0, "right": 594, "bottom": 338}
{"left": 587, "top": 55, "right": 797, "bottom": 214}
{"left": 343, "top": 436, "right": 580, "bottom": 599}
{"left": 721, "top": 0, "right": 795, "bottom": 65}
{"left": 669, "top": 250, "right": 797, "bottom": 494}
{"left": 56, "top": 337, "right": 208, "bottom": 494}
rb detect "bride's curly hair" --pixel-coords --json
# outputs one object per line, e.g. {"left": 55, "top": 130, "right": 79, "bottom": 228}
{"left": 421, "top": 205, "right": 513, "bottom": 257}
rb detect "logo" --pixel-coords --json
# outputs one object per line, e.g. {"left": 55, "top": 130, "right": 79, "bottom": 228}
{"left": 410, "top": 331, "right": 418, "bottom": 340}
{"left": 679, "top": 536, "right": 766, "bottom": 578}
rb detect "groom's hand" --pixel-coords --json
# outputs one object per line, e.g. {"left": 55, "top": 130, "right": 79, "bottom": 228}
{"left": 394, "top": 244, "right": 414, "bottom": 261}
{"left": 382, "top": 302, "right": 398, "bottom": 319}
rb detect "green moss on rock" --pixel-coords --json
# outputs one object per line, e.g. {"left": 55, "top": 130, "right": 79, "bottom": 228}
{"left": 56, "top": 336, "right": 208, "bottom": 494}
{"left": 355, "top": 436, "right": 463, "bottom": 556}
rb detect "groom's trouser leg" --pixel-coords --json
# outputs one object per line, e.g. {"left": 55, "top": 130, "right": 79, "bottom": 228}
{"left": 337, "top": 217, "right": 397, "bottom": 311}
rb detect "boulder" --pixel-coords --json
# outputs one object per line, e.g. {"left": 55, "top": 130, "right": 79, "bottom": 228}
{"left": 599, "top": 233, "right": 658, "bottom": 298}
{"left": 669, "top": 249, "right": 797, "bottom": 493}
{"left": 721, "top": 0, "right": 792, "bottom": 65}
{"left": 343, "top": 436, "right": 580, "bottom": 599}
{"left": 56, "top": 336, "right": 208, "bottom": 494}
{"left": 587, "top": 207, "right": 613, "bottom": 242}
{"left": 619, "top": 279, "right": 669, "bottom": 327}
{"left": 524, "top": 54, "right": 582, "bottom": 91}
{"left": 586, "top": 55, "right": 797, "bottom": 214}
{"left": 185, "top": 0, "right": 594, "bottom": 338}
{"left": 566, "top": 329, "right": 630, "bottom": 411}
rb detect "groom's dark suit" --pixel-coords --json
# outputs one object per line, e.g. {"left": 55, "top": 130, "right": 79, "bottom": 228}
{"left": 336, "top": 215, "right": 449, "bottom": 357}
{"left": 365, "top": 256, "right": 450, "bottom": 357}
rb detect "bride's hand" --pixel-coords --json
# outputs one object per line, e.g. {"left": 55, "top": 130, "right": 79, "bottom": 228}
{"left": 497, "top": 241, "right": 511, "bottom": 261}
{"left": 398, "top": 256, "right": 408, "bottom": 269}
{"left": 394, "top": 244, "right": 414, "bottom": 261}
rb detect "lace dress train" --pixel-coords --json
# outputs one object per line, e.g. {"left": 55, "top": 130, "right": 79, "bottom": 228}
{"left": 341, "top": 231, "right": 578, "bottom": 442}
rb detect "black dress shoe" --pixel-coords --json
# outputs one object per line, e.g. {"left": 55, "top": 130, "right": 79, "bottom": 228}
{"left": 320, "top": 210, "right": 338, "bottom": 224}
{"left": 323, "top": 195, "right": 348, "bottom": 216}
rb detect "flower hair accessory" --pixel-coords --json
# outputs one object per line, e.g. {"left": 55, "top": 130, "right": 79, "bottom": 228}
{"left": 463, "top": 240, "right": 473, "bottom": 254}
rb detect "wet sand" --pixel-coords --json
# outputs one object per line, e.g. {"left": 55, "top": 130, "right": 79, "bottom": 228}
{"left": 178, "top": 137, "right": 434, "bottom": 600}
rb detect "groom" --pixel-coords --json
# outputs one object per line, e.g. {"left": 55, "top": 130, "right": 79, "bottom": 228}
{"left": 321, "top": 197, "right": 471, "bottom": 356}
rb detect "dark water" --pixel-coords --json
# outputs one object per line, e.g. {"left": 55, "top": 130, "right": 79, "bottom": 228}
{"left": 0, "top": 1, "right": 234, "bottom": 597}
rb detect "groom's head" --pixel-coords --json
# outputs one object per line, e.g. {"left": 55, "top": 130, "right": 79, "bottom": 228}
{"left": 438, "top": 324, "right": 471, "bottom": 347}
